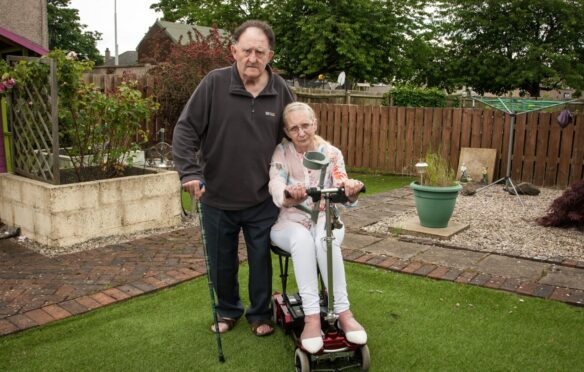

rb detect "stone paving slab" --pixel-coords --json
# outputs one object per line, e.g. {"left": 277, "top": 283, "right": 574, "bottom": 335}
{"left": 341, "top": 232, "right": 383, "bottom": 251}
{"left": 414, "top": 246, "right": 489, "bottom": 270}
{"left": 474, "top": 255, "right": 551, "bottom": 281}
{"left": 363, "top": 239, "right": 430, "bottom": 259}
{"left": 540, "top": 266, "right": 584, "bottom": 291}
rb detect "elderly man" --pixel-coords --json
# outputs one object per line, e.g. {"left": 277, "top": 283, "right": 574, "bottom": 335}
{"left": 172, "top": 20, "right": 294, "bottom": 336}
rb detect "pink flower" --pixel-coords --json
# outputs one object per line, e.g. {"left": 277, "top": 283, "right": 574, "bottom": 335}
{"left": 4, "top": 78, "right": 15, "bottom": 88}
{"left": 0, "top": 83, "right": 6, "bottom": 94}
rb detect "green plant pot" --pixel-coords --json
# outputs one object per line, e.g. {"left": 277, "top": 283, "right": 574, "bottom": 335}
{"left": 410, "top": 181, "right": 462, "bottom": 228}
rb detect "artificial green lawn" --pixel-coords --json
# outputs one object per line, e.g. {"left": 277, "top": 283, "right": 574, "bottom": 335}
{"left": 1, "top": 262, "right": 583, "bottom": 371}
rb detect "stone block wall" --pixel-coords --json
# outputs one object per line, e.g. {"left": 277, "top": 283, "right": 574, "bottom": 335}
{"left": 0, "top": 170, "right": 182, "bottom": 248}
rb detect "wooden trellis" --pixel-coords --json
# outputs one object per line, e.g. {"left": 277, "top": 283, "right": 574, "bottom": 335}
{"left": 7, "top": 56, "right": 60, "bottom": 184}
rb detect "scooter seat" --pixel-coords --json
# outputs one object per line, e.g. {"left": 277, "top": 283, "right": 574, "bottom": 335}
{"left": 270, "top": 242, "right": 291, "bottom": 258}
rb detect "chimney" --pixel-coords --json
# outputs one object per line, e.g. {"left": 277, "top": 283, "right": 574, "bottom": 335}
{"left": 105, "top": 48, "right": 111, "bottom": 60}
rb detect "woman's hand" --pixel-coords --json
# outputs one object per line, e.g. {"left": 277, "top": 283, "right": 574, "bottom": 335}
{"left": 283, "top": 183, "right": 307, "bottom": 207}
{"left": 342, "top": 179, "right": 364, "bottom": 203}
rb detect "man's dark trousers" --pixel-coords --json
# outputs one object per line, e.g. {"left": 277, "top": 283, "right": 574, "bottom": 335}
{"left": 201, "top": 197, "right": 279, "bottom": 323}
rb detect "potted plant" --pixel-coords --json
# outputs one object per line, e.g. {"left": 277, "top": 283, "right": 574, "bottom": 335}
{"left": 410, "top": 151, "right": 462, "bottom": 228}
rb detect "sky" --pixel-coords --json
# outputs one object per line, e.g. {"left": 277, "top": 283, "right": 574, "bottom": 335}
{"left": 69, "top": 0, "right": 161, "bottom": 56}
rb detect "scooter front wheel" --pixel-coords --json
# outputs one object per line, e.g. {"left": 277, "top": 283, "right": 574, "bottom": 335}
{"left": 294, "top": 348, "right": 310, "bottom": 372}
{"left": 356, "top": 344, "right": 370, "bottom": 371}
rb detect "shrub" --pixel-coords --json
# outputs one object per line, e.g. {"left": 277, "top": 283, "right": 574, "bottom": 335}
{"left": 536, "top": 180, "right": 584, "bottom": 229}
{"left": 382, "top": 85, "right": 447, "bottom": 107}
{"left": 148, "top": 27, "right": 233, "bottom": 139}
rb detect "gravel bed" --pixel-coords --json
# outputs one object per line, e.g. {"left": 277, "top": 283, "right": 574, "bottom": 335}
{"left": 363, "top": 185, "right": 584, "bottom": 263}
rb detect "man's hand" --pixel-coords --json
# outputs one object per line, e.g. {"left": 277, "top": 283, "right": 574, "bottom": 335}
{"left": 183, "top": 180, "right": 205, "bottom": 199}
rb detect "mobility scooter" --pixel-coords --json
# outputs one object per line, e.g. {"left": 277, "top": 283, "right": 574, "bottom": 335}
{"left": 271, "top": 151, "right": 370, "bottom": 372}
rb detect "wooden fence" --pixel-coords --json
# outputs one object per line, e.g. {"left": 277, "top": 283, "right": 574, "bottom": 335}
{"left": 84, "top": 73, "right": 583, "bottom": 188}
{"left": 311, "top": 104, "right": 584, "bottom": 188}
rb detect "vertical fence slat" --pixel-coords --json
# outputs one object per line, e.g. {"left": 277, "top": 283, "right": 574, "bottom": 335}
{"left": 404, "top": 108, "right": 415, "bottom": 173}
{"left": 442, "top": 108, "right": 454, "bottom": 169}
{"left": 345, "top": 105, "right": 354, "bottom": 165}
{"left": 570, "top": 114, "right": 584, "bottom": 184}
{"left": 500, "top": 114, "right": 512, "bottom": 180}
{"left": 431, "top": 107, "right": 442, "bottom": 151}
{"left": 545, "top": 113, "right": 561, "bottom": 186}
{"left": 370, "top": 105, "right": 380, "bottom": 170}
{"left": 450, "top": 108, "right": 462, "bottom": 172}
{"left": 355, "top": 106, "right": 365, "bottom": 167}
{"left": 378, "top": 106, "right": 388, "bottom": 171}
{"left": 471, "top": 109, "right": 482, "bottom": 148}
{"left": 361, "top": 105, "right": 372, "bottom": 169}
{"left": 422, "top": 107, "right": 433, "bottom": 156}
{"left": 490, "top": 111, "right": 504, "bottom": 178}
{"left": 481, "top": 110, "right": 493, "bottom": 148}
{"left": 326, "top": 103, "right": 334, "bottom": 143}
{"left": 512, "top": 114, "right": 527, "bottom": 182}
{"left": 533, "top": 113, "right": 550, "bottom": 185}
{"left": 460, "top": 109, "right": 472, "bottom": 149}
{"left": 385, "top": 107, "right": 398, "bottom": 173}
{"left": 522, "top": 112, "right": 538, "bottom": 184}
{"left": 413, "top": 108, "right": 424, "bottom": 164}
{"left": 557, "top": 122, "right": 574, "bottom": 187}
{"left": 395, "top": 107, "right": 406, "bottom": 173}
{"left": 333, "top": 105, "right": 342, "bottom": 149}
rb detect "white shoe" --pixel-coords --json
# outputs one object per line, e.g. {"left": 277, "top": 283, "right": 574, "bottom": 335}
{"left": 301, "top": 336, "right": 323, "bottom": 354}
{"left": 345, "top": 330, "right": 367, "bottom": 345}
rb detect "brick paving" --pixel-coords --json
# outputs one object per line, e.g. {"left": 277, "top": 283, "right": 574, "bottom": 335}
{"left": 1, "top": 189, "right": 583, "bottom": 336}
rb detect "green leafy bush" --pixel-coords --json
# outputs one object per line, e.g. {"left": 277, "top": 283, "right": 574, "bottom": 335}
{"left": 382, "top": 85, "right": 447, "bottom": 107}
{"left": 2, "top": 50, "right": 158, "bottom": 182}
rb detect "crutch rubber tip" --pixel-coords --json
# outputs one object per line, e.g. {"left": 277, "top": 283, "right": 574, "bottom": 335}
{"left": 219, "top": 355, "right": 225, "bottom": 363}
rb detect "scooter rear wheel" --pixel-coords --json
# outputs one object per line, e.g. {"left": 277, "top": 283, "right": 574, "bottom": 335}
{"left": 294, "top": 348, "right": 310, "bottom": 372}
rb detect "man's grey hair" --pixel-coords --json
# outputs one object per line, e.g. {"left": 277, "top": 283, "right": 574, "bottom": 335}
{"left": 233, "top": 20, "right": 275, "bottom": 50}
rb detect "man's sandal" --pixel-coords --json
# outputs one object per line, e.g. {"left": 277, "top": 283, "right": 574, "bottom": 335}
{"left": 210, "top": 317, "right": 237, "bottom": 334}
{"left": 250, "top": 319, "right": 274, "bottom": 337}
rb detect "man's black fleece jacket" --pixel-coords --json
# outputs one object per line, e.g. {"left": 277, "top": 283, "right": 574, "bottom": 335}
{"left": 172, "top": 63, "right": 295, "bottom": 210}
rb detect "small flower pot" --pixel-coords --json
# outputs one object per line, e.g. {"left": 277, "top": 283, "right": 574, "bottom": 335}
{"left": 410, "top": 181, "right": 462, "bottom": 228}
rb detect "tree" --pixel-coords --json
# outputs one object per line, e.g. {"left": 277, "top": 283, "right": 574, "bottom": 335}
{"left": 48, "top": 0, "right": 103, "bottom": 65}
{"left": 437, "top": 0, "right": 584, "bottom": 97}
{"left": 152, "top": 0, "right": 432, "bottom": 84}
{"left": 150, "top": 0, "right": 273, "bottom": 30}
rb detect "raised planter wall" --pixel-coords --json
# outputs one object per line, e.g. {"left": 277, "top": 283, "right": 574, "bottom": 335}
{"left": 0, "top": 170, "right": 182, "bottom": 249}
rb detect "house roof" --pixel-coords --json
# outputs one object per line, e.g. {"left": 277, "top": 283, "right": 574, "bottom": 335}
{"left": 137, "top": 20, "right": 229, "bottom": 50}
{"left": 103, "top": 50, "right": 138, "bottom": 66}
{"left": 0, "top": 26, "right": 49, "bottom": 57}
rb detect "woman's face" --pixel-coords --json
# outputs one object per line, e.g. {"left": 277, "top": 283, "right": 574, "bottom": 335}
{"left": 284, "top": 109, "right": 317, "bottom": 149}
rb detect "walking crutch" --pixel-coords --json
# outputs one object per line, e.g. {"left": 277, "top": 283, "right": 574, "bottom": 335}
{"left": 190, "top": 187, "right": 225, "bottom": 363}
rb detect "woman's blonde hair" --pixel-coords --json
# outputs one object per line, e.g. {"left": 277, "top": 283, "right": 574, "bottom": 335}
{"left": 283, "top": 102, "right": 316, "bottom": 126}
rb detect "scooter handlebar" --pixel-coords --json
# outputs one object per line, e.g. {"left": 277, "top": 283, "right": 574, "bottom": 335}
{"left": 284, "top": 185, "right": 366, "bottom": 203}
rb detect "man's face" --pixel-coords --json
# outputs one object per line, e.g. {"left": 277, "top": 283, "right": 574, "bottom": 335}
{"left": 231, "top": 27, "right": 273, "bottom": 81}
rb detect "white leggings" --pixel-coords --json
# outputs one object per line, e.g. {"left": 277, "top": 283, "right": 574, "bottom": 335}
{"left": 270, "top": 220, "right": 350, "bottom": 316}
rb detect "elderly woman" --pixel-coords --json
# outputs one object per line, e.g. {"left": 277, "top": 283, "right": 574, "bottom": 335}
{"left": 268, "top": 102, "right": 367, "bottom": 353}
